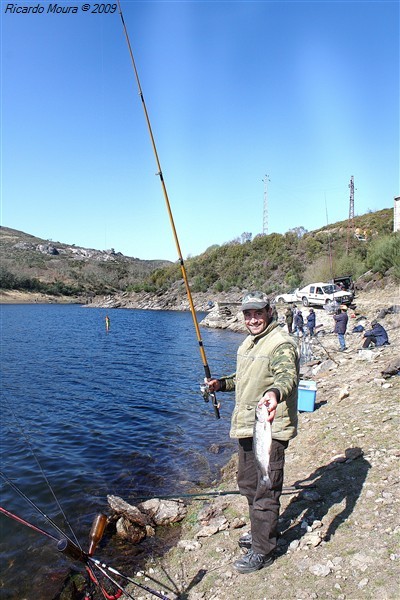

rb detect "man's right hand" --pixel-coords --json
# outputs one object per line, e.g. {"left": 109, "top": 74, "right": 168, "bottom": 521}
{"left": 205, "top": 378, "right": 221, "bottom": 392}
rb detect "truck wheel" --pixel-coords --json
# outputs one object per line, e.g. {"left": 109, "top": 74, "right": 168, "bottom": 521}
{"left": 278, "top": 298, "right": 285, "bottom": 304}
{"left": 302, "top": 297, "right": 309, "bottom": 307}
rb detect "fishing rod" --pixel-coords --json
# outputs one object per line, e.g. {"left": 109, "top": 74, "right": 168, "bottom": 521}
{"left": 0, "top": 501, "right": 170, "bottom": 600}
{"left": 132, "top": 484, "right": 317, "bottom": 502}
{"left": 2, "top": 396, "right": 82, "bottom": 549}
{"left": 0, "top": 471, "right": 81, "bottom": 549}
{"left": 116, "top": 1, "right": 220, "bottom": 419}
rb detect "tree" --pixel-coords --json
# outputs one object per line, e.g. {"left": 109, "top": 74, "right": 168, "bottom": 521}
{"left": 241, "top": 232, "right": 252, "bottom": 244}
{"left": 288, "top": 226, "right": 308, "bottom": 239}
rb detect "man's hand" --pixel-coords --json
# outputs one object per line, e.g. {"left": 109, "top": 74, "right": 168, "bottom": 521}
{"left": 204, "top": 377, "right": 221, "bottom": 393}
{"left": 259, "top": 391, "right": 278, "bottom": 422}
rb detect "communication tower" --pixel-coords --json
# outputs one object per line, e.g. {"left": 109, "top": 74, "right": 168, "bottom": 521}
{"left": 346, "top": 176, "right": 355, "bottom": 254}
{"left": 262, "top": 174, "right": 270, "bottom": 235}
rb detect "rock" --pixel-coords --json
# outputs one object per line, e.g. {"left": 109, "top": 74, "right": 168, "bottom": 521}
{"left": 302, "top": 489, "right": 322, "bottom": 502}
{"left": 345, "top": 447, "right": 364, "bottom": 461}
{"left": 309, "top": 563, "right": 331, "bottom": 576}
{"left": 338, "top": 387, "right": 350, "bottom": 401}
{"left": 107, "top": 495, "right": 149, "bottom": 527}
{"left": 138, "top": 498, "right": 187, "bottom": 525}
{"left": 357, "top": 349, "right": 377, "bottom": 361}
{"left": 115, "top": 516, "right": 146, "bottom": 543}
{"left": 381, "top": 357, "right": 400, "bottom": 378}
{"left": 195, "top": 515, "right": 229, "bottom": 538}
{"left": 230, "top": 517, "right": 246, "bottom": 529}
{"left": 177, "top": 539, "right": 202, "bottom": 551}
{"left": 289, "top": 539, "right": 300, "bottom": 551}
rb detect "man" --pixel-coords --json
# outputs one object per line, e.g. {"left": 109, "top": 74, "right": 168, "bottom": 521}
{"left": 285, "top": 306, "right": 294, "bottom": 334}
{"left": 206, "top": 291, "right": 300, "bottom": 574}
{"left": 362, "top": 320, "right": 389, "bottom": 348}
{"left": 306, "top": 308, "right": 316, "bottom": 337}
{"left": 293, "top": 309, "right": 304, "bottom": 336}
{"left": 333, "top": 304, "right": 348, "bottom": 351}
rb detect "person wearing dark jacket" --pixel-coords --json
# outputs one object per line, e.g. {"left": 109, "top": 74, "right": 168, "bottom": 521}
{"left": 362, "top": 321, "right": 389, "bottom": 348}
{"left": 293, "top": 310, "right": 304, "bottom": 336}
{"left": 333, "top": 305, "right": 348, "bottom": 351}
{"left": 306, "top": 308, "right": 316, "bottom": 337}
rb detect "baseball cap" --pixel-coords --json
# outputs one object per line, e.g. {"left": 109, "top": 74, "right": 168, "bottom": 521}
{"left": 241, "top": 291, "right": 270, "bottom": 311}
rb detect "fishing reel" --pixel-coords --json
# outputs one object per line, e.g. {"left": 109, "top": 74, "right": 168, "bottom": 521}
{"left": 200, "top": 383, "right": 221, "bottom": 419}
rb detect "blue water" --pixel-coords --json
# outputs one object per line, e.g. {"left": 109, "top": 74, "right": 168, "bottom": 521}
{"left": 0, "top": 304, "right": 243, "bottom": 599}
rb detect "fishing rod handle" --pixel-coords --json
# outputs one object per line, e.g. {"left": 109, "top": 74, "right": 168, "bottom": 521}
{"left": 57, "top": 538, "right": 88, "bottom": 563}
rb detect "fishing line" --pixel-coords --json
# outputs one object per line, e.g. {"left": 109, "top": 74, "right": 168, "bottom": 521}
{"left": 116, "top": 1, "right": 220, "bottom": 419}
{"left": 0, "top": 506, "right": 59, "bottom": 541}
{"left": 0, "top": 471, "right": 81, "bottom": 549}
{"left": 1, "top": 396, "right": 83, "bottom": 550}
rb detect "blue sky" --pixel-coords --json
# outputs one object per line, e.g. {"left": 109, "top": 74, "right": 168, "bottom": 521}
{"left": 1, "top": 0, "right": 398, "bottom": 261}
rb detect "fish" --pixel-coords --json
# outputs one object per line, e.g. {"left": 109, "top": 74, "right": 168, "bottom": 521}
{"left": 253, "top": 404, "right": 272, "bottom": 488}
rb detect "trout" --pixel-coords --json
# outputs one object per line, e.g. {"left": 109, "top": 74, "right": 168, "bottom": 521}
{"left": 254, "top": 404, "right": 272, "bottom": 488}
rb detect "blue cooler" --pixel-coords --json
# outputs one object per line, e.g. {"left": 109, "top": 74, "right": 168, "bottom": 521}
{"left": 298, "top": 380, "right": 317, "bottom": 412}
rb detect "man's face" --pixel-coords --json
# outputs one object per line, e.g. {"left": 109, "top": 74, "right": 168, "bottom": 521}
{"left": 243, "top": 307, "right": 271, "bottom": 335}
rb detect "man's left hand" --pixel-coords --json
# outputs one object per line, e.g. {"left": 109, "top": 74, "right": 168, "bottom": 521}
{"left": 258, "top": 392, "right": 278, "bottom": 422}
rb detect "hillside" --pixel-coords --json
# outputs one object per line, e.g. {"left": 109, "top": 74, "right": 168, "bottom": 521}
{"left": 0, "top": 227, "right": 171, "bottom": 296}
{"left": 0, "top": 208, "right": 398, "bottom": 303}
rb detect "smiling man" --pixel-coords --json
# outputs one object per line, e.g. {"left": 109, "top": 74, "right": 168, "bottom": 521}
{"left": 207, "top": 291, "right": 300, "bottom": 573}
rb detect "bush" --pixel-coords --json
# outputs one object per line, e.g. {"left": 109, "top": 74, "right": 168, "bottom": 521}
{"left": 366, "top": 233, "right": 400, "bottom": 280}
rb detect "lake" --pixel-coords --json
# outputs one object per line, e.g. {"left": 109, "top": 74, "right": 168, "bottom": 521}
{"left": 0, "top": 304, "right": 244, "bottom": 599}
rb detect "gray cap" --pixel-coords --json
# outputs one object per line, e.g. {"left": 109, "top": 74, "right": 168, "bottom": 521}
{"left": 241, "top": 291, "right": 270, "bottom": 311}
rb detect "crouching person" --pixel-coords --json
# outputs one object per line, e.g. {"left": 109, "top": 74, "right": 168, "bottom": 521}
{"left": 207, "top": 291, "right": 300, "bottom": 573}
{"left": 362, "top": 320, "right": 389, "bottom": 348}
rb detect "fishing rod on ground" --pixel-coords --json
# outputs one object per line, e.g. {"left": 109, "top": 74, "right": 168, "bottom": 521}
{"left": 116, "top": 1, "right": 220, "bottom": 419}
{"left": 2, "top": 396, "right": 82, "bottom": 550}
{"left": 0, "top": 493, "right": 170, "bottom": 600}
{"left": 1, "top": 412, "right": 172, "bottom": 599}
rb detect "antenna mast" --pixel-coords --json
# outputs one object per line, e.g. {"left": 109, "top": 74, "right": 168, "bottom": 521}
{"left": 262, "top": 174, "right": 270, "bottom": 235}
{"left": 346, "top": 175, "right": 355, "bottom": 254}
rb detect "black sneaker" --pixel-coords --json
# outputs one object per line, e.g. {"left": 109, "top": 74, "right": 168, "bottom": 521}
{"left": 238, "top": 531, "right": 252, "bottom": 549}
{"left": 233, "top": 549, "right": 274, "bottom": 574}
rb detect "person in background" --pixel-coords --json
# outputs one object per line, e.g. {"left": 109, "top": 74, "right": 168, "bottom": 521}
{"left": 306, "top": 308, "right": 316, "bottom": 337}
{"left": 285, "top": 306, "right": 294, "bottom": 334}
{"left": 105, "top": 315, "right": 110, "bottom": 332}
{"left": 333, "top": 305, "right": 348, "bottom": 351}
{"left": 293, "top": 309, "right": 304, "bottom": 336}
{"left": 206, "top": 292, "right": 299, "bottom": 574}
{"left": 362, "top": 320, "right": 389, "bottom": 348}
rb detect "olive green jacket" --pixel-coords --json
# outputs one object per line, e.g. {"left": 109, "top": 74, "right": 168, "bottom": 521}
{"left": 220, "top": 322, "right": 300, "bottom": 440}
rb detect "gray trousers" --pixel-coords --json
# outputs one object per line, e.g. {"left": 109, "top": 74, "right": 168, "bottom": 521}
{"left": 237, "top": 437, "right": 288, "bottom": 556}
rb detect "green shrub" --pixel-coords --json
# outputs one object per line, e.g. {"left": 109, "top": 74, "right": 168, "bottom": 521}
{"left": 366, "top": 233, "right": 400, "bottom": 279}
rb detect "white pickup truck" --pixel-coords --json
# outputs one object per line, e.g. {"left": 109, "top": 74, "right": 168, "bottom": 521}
{"left": 296, "top": 282, "right": 353, "bottom": 307}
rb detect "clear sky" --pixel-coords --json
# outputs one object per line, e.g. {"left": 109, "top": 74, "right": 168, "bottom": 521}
{"left": 1, "top": 0, "right": 398, "bottom": 261}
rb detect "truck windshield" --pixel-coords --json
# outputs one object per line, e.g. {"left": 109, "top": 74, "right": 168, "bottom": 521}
{"left": 322, "top": 285, "right": 337, "bottom": 294}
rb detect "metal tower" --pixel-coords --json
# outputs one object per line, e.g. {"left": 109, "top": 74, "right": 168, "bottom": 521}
{"left": 346, "top": 176, "right": 355, "bottom": 253}
{"left": 262, "top": 174, "right": 270, "bottom": 235}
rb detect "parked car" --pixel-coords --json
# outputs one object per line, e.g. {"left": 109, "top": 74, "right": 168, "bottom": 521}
{"left": 274, "top": 289, "right": 299, "bottom": 304}
{"left": 295, "top": 282, "right": 353, "bottom": 307}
